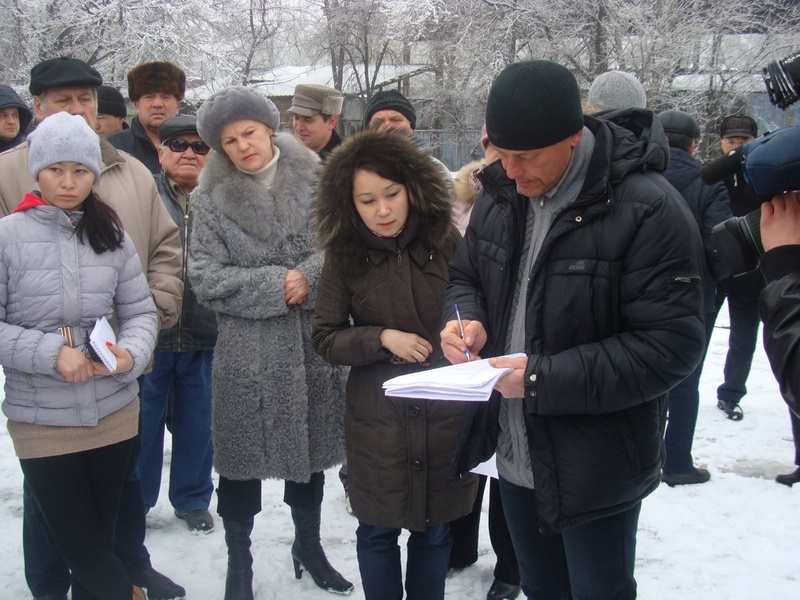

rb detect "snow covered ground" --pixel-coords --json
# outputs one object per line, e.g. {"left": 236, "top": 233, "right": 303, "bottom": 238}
{"left": 0, "top": 304, "right": 798, "bottom": 599}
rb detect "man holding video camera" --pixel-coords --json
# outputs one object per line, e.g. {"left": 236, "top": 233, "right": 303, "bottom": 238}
{"left": 760, "top": 191, "right": 800, "bottom": 485}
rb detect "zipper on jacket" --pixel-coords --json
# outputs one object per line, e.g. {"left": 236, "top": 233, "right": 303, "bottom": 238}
{"left": 176, "top": 202, "right": 190, "bottom": 350}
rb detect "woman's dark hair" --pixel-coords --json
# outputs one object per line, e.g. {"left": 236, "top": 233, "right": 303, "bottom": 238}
{"left": 76, "top": 191, "right": 124, "bottom": 254}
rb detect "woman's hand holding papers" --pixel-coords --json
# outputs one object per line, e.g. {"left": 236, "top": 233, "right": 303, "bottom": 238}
{"left": 440, "top": 319, "right": 487, "bottom": 364}
{"left": 489, "top": 354, "right": 528, "bottom": 399}
{"left": 380, "top": 329, "right": 433, "bottom": 363}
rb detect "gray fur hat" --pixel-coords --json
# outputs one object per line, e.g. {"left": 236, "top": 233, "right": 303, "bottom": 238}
{"left": 27, "top": 112, "right": 101, "bottom": 182}
{"left": 588, "top": 71, "right": 647, "bottom": 111}
{"left": 197, "top": 86, "right": 280, "bottom": 152}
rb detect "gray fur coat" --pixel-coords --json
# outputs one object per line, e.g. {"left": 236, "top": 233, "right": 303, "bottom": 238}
{"left": 189, "top": 133, "right": 346, "bottom": 482}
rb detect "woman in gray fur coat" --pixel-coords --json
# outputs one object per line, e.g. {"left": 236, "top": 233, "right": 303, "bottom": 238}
{"left": 190, "top": 86, "right": 351, "bottom": 599}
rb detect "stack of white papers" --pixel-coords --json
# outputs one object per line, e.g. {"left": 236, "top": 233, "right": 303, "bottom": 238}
{"left": 382, "top": 354, "right": 525, "bottom": 402}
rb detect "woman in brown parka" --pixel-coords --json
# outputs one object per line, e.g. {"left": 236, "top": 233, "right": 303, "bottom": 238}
{"left": 312, "top": 130, "right": 478, "bottom": 600}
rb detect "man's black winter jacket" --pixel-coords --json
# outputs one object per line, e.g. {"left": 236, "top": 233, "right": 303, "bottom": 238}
{"left": 444, "top": 109, "right": 706, "bottom": 534}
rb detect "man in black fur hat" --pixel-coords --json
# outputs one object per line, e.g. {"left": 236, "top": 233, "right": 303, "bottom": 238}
{"left": 441, "top": 60, "right": 705, "bottom": 599}
{"left": 109, "top": 61, "right": 185, "bottom": 174}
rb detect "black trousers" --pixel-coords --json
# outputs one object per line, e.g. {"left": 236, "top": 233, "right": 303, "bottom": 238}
{"left": 216, "top": 471, "right": 325, "bottom": 522}
{"left": 788, "top": 409, "right": 800, "bottom": 467}
{"left": 448, "top": 475, "right": 520, "bottom": 585}
{"left": 20, "top": 439, "right": 134, "bottom": 600}
{"left": 717, "top": 293, "right": 761, "bottom": 405}
{"left": 23, "top": 412, "right": 151, "bottom": 597}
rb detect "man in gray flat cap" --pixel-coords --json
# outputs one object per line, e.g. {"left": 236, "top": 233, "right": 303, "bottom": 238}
{"left": 138, "top": 115, "right": 217, "bottom": 535}
{"left": 288, "top": 83, "right": 344, "bottom": 161}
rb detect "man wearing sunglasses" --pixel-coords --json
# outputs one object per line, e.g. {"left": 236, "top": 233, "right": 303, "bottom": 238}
{"left": 137, "top": 115, "right": 218, "bottom": 535}
{"left": 109, "top": 61, "right": 185, "bottom": 174}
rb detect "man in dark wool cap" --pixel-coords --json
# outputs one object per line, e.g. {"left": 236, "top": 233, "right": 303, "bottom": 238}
{"left": 440, "top": 60, "right": 705, "bottom": 599}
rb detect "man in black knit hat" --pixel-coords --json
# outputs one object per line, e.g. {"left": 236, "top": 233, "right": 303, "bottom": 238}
{"left": 441, "top": 60, "right": 705, "bottom": 598}
{"left": 95, "top": 85, "right": 129, "bottom": 138}
{"left": 363, "top": 88, "right": 416, "bottom": 135}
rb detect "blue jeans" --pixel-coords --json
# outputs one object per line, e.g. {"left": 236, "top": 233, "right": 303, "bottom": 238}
{"left": 499, "top": 478, "right": 640, "bottom": 600}
{"left": 137, "top": 350, "right": 214, "bottom": 512}
{"left": 664, "top": 311, "right": 716, "bottom": 473}
{"left": 356, "top": 521, "right": 451, "bottom": 600}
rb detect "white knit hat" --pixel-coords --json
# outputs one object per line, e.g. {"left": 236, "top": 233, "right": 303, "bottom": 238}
{"left": 27, "top": 112, "right": 102, "bottom": 181}
{"left": 588, "top": 71, "right": 647, "bottom": 111}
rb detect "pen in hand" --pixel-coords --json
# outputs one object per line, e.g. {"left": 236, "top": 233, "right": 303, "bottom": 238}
{"left": 454, "top": 304, "right": 472, "bottom": 362}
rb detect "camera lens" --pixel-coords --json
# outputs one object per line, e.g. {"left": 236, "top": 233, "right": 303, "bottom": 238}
{"left": 763, "top": 53, "right": 800, "bottom": 110}
{"left": 711, "top": 210, "right": 764, "bottom": 276}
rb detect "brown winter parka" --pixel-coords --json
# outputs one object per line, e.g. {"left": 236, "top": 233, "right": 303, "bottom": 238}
{"left": 312, "top": 131, "right": 478, "bottom": 532}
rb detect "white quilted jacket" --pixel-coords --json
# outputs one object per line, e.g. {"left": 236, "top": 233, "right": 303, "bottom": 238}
{"left": 0, "top": 203, "right": 157, "bottom": 426}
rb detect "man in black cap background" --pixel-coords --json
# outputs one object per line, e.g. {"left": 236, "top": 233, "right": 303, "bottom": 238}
{"left": 441, "top": 60, "right": 704, "bottom": 598}
{"left": 289, "top": 83, "right": 344, "bottom": 161}
{"left": 657, "top": 109, "right": 733, "bottom": 487}
{"left": 0, "top": 56, "right": 185, "bottom": 600}
{"left": 714, "top": 114, "right": 765, "bottom": 423}
{"left": 363, "top": 88, "right": 454, "bottom": 195}
{"left": 95, "top": 85, "right": 129, "bottom": 138}
{"left": 363, "top": 88, "right": 416, "bottom": 136}
{"left": 0, "top": 84, "right": 32, "bottom": 153}
{"left": 108, "top": 61, "right": 185, "bottom": 174}
{"left": 138, "top": 115, "right": 217, "bottom": 535}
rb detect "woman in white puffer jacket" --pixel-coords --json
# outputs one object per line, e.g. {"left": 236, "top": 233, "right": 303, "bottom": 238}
{"left": 0, "top": 112, "right": 156, "bottom": 600}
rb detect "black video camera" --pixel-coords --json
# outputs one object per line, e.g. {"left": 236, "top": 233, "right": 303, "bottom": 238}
{"left": 763, "top": 53, "right": 800, "bottom": 110}
{"left": 702, "top": 126, "right": 800, "bottom": 275}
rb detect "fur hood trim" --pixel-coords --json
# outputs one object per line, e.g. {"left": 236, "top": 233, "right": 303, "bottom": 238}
{"left": 316, "top": 130, "right": 453, "bottom": 262}
{"left": 197, "top": 133, "right": 321, "bottom": 243}
{"left": 454, "top": 160, "right": 483, "bottom": 210}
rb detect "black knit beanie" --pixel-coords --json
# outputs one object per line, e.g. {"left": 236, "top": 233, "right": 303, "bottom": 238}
{"left": 97, "top": 86, "right": 128, "bottom": 118}
{"left": 363, "top": 89, "right": 416, "bottom": 130}
{"left": 485, "top": 61, "right": 583, "bottom": 150}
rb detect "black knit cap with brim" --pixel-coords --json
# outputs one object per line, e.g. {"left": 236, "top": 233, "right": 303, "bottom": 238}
{"left": 486, "top": 60, "right": 584, "bottom": 151}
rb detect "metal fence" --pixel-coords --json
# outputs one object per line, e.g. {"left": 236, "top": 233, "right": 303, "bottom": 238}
{"left": 415, "top": 129, "right": 484, "bottom": 172}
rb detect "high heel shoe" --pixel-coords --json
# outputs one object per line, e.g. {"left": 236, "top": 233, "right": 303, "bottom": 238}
{"left": 291, "top": 506, "right": 354, "bottom": 595}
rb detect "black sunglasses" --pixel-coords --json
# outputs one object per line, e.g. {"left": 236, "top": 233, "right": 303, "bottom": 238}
{"left": 165, "top": 138, "right": 211, "bottom": 155}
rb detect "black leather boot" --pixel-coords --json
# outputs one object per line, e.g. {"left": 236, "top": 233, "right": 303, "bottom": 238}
{"left": 223, "top": 517, "right": 255, "bottom": 600}
{"left": 291, "top": 506, "right": 354, "bottom": 595}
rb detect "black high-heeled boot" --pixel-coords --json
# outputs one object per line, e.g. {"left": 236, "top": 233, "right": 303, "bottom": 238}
{"left": 291, "top": 506, "right": 354, "bottom": 595}
{"left": 223, "top": 517, "right": 255, "bottom": 600}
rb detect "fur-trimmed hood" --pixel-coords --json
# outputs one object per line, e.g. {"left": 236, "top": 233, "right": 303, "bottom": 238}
{"left": 197, "top": 132, "right": 321, "bottom": 244}
{"left": 315, "top": 130, "right": 453, "bottom": 265}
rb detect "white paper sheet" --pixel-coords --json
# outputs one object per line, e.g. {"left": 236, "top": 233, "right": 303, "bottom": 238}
{"left": 470, "top": 454, "right": 498, "bottom": 478}
{"left": 382, "top": 353, "right": 526, "bottom": 402}
{"left": 89, "top": 316, "right": 117, "bottom": 372}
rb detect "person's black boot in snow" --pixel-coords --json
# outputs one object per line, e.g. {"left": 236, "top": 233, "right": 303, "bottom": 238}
{"left": 775, "top": 467, "right": 800, "bottom": 487}
{"left": 223, "top": 517, "right": 255, "bottom": 600}
{"left": 291, "top": 506, "right": 354, "bottom": 595}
